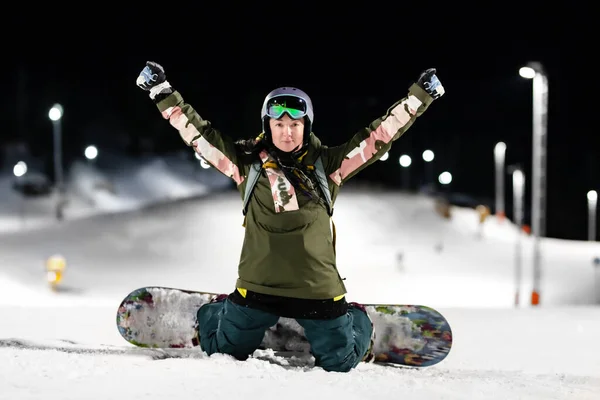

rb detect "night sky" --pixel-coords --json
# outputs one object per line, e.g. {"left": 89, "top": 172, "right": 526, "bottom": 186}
{"left": 1, "top": 7, "right": 595, "bottom": 241}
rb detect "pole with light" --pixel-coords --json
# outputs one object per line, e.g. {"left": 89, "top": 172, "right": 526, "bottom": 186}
{"left": 591, "top": 191, "right": 600, "bottom": 303}
{"left": 510, "top": 166, "right": 525, "bottom": 307}
{"left": 519, "top": 62, "right": 548, "bottom": 306}
{"left": 422, "top": 149, "right": 434, "bottom": 187}
{"left": 49, "top": 103, "right": 65, "bottom": 221}
{"left": 13, "top": 161, "right": 28, "bottom": 228}
{"left": 494, "top": 142, "right": 507, "bottom": 222}
{"left": 588, "top": 190, "right": 597, "bottom": 242}
{"left": 399, "top": 155, "right": 412, "bottom": 190}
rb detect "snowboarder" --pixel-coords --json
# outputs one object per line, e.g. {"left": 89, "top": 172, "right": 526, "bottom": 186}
{"left": 136, "top": 61, "right": 445, "bottom": 372}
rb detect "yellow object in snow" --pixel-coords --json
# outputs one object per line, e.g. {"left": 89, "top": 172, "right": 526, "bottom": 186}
{"left": 476, "top": 205, "right": 491, "bottom": 224}
{"left": 46, "top": 254, "right": 66, "bottom": 288}
{"left": 47, "top": 270, "right": 63, "bottom": 285}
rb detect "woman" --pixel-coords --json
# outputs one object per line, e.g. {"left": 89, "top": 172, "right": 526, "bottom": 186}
{"left": 136, "top": 61, "right": 444, "bottom": 372}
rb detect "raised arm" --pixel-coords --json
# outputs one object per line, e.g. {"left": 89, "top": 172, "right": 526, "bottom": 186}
{"left": 136, "top": 61, "right": 245, "bottom": 186}
{"left": 323, "top": 68, "right": 444, "bottom": 186}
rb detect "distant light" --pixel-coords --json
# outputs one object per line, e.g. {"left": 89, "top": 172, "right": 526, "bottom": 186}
{"left": 494, "top": 142, "right": 506, "bottom": 158}
{"left": 519, "top": 67, "right": 536, "bottom": 79}
{"left": 48, "top": 104, "right": 63, "bottom": 121}
{"left": 380, "top": 152, "right": 389, "bottom": 161}
{"left": 399, "top": 155, "right": 411, "bottom": 168}
{"left": 588, "top": 190, "right": 598, "bottom": 202}
{"left": 84, "top": 145, "right": 98, "bottom": 160}
{"left": 200, "top": 159, "right": 211, "bottom": 169}
{"left": 512, "top": 169, "right": 525, "bottom": 187}
{"left": 13, "top": 161, "right": 27, "bottom": 177}
{"left": 439, "top": 171, "right": 452, "bottom": 185}
{"left": 195, "top": 151, "right": 211, "bottom": 168}
{"left": 422, "top": 150, "right": 434, "bottom": 162}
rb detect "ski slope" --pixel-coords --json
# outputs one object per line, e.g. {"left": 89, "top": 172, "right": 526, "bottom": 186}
{"left": 1, "top": 154, "right": 599, "bottom": 399}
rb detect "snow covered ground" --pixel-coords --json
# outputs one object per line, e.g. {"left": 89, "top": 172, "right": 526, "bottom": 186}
{"left": 1, "top": 153, "right": 599, "bottom": 399}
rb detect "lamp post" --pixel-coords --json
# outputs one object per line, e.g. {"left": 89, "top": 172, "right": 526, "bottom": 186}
{"left": 494, "top": 142, "right": 507, "bottom": 221}
{"left": 588, "top": 190, "right": 598, "bottom": 242}
{"left": 13, "top": 161, "right": 28, "bottom": 228}
{"left": 511, "top": 167, "right": 525, "bottom": 307}
{"left": 49, "top": 103, "right": 64, "bottom": 221}
{"left": 519, "top": 62, "right": 548, "bottom": 306}
{"left": 399, "top": 154, "right": 412, "bottom": 190}
{"left": 422, "top": 149, "right": 434, "bottom": 186}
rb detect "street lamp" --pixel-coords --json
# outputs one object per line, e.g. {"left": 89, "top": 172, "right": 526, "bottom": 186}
{"left": 422, "top": 150, "right": 434, "bottom": 162}
{"left": 399, "top": 155, "right": 412, "bottom": 167}
{"left": 512, "top": 167, "right": 525, "bottom": 307}
{"left": 49, "top": 103, "right": 65, "bottom": 221}
{"left": 518, "top": 67, "right": 536, "bottom": 79}
{"left": 13, "top": 161, "right": 28, "bottom": 228}
{"left": 588, "top": 190, "right": 598, "bottom": 242}
{"left": 438, "top": 171, "right": 452, "bottom": 185}
{"left": 494, "top": 142, "right": 507, "bottom": 221}
{"left": 13, "top": 161, "right": 28, "bottom": 177}
{"left": 380, "top": 151, "right": 389, "bottom": 162}
{"left": 48, "top": 105, "right": 63, "bottom": 122}
{"left": 84, "top": 145, "right": 98, "bottom": 161}
{"left": 399, "top": 154, "right": 411, "bottom": 190}
{"left": 520, "top": 61, "right": 548, "bottom": 306}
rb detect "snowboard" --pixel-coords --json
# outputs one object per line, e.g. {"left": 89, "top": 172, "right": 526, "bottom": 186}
{"left": 116, "top": 286, "right": 452, "bottom": 368}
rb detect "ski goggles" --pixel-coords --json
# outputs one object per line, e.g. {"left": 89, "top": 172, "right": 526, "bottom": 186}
{"left": 266, "top": 96, "right": 307, "bottom": 120}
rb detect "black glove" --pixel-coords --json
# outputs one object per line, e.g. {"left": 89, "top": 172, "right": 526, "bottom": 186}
{"left": 417, "top": 68, "right": 445, "bottom": 99}
{"left": 136, "top": 61, "right": 172, "bottom": 100}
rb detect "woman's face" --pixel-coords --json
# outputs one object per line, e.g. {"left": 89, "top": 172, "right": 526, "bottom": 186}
{"left": 269, "top": 114, "right": 304, "bottom": 153}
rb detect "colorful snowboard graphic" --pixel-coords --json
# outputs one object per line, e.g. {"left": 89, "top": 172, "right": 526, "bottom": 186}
{"left": 116, "top": 287, "right": 452, "bottom": 368}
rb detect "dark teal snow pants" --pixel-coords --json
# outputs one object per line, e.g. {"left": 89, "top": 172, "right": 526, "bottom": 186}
{"left": 197, "top": 298, "right": 372, "bottom": 372}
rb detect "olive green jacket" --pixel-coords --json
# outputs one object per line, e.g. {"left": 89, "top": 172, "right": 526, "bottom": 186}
{"left": 155, "top": 83, "right": 434, "bottom": 299}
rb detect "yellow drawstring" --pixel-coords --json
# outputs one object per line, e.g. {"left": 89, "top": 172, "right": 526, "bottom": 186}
{"left": 297, "top": 150, "right": 308, "bottom": 162}
{"left": 262, "top": 161, "right": 278, "bottom": 169}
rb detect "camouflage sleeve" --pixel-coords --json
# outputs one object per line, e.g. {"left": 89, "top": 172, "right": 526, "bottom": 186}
{"left": 155, "top": 91, "right": 245, "bottom": 186}
{"left": 323, "top": 83, "right": 434, "bottom": 186}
